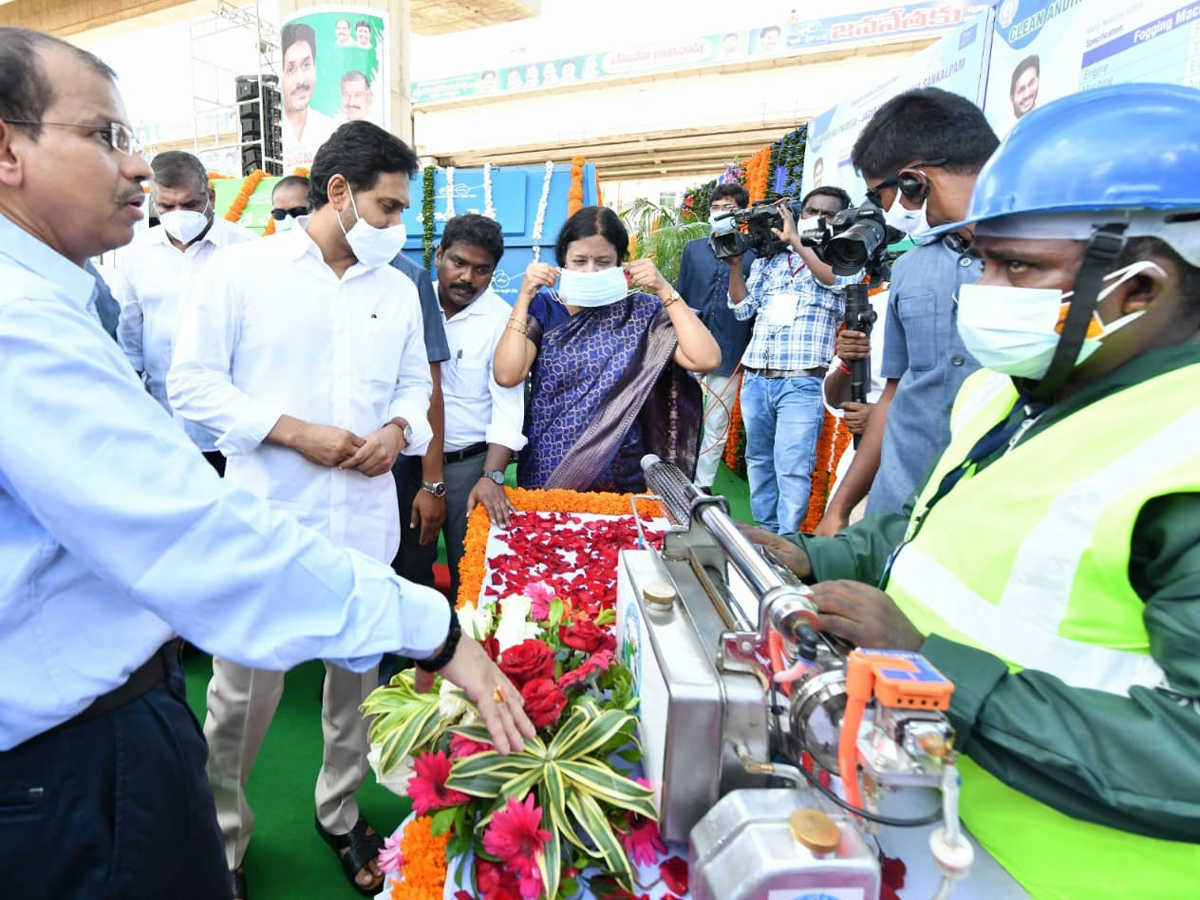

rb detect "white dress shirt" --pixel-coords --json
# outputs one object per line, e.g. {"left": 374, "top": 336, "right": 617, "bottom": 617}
{"left": 168, "top": 221, "right": 433, "bottom": 564}
{"left": 0, "top": 212, "right": 449, "bottom": 750}
{"left": 439, "top": 285, "right": 527, "bottom": 454}
{"left": 114, "top": 217, "right": 253, "bottom": 451}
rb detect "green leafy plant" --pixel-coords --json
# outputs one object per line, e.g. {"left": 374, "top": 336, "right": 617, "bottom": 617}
{"left": 619, "top": 197, "right": 711, "bottom": 286}
{"left": 444, "top": 698, "right": 650, "bottom": 897}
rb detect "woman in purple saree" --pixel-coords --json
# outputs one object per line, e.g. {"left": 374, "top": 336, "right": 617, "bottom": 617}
{"left": 494, "top": 206, "right": 722, "bottom": 492}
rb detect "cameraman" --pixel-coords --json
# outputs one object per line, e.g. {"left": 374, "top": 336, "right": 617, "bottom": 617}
{"left": 728, "top": 188, "right": 862, "bottom": 533}
{"left": 676, "top": 184, "right": 756, "bottom": 491}
{"left": 816, "top": 88, "right": 997, "bottom": 535}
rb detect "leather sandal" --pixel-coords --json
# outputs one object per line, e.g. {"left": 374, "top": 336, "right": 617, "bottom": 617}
{"left": 315, "top": 814, "right": 385, "bottom": 897}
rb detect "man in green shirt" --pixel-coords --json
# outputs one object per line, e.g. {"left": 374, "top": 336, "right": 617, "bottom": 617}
{"left": 749, "top": 83, "right": 1200, "bottom": 896}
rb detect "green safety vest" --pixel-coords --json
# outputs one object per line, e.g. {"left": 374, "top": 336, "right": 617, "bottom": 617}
{"left": 884, "top": 364, "right": 1200, "bottom": 898}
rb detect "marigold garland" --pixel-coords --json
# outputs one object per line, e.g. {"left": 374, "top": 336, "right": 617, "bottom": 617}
{"left": 723, "top": 372, "right": 746, "bottom": 475}
{"left": 292, "top": 167, "right": 310, "bottom": 177}
{"left": 389, "top": 815, "right": 450, "bottom": 900}
{"left": 261, "top": 217, "right": 276, "bottom": 236}
{"left": 567, "top": 154, "right": 587, "bottom": 217}
{"left": 798, "top": 413, "right": 853, "bottom": 533}
{"left": 456, "top": 488, "right": 665, "bottom": 609}
{"left": 223, "top": 169, "right": 265, "bottom": 224}
{"left": 746, "top": 145, "right": 772, "bottom": 203}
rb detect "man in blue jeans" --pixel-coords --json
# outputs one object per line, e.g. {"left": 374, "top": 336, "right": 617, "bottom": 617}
{"left": 727, "top": 187, "right": 860, "bottom": 532}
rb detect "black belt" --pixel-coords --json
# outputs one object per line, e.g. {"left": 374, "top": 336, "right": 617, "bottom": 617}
{"left": 44, "top": 640, "right": 177, "bottom": 738}
{"left": 745, "top": 365, "right": 828, "bottom": 379}
{"left": 444, "top": 442, "right": 487, "bottom": 464}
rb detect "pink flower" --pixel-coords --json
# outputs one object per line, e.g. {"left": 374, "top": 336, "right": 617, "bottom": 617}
{"left": 620, "top": 815, "right": 667, "bottom": 867}
{"left": 558, "top": 647, "right": 616, "bottom": 690}
{"left": 376, "top": 832, "right": 403, "bottom": 874}
{"left": 525, "top": 582, "right": 557, "bottom": 621}
{"left": 449, "top": 731, "right": 493, "bottom": 759}
{"left": 482, "top": 795, "right": 551, "bottom": 895}
{"left": 407, "top": 750, "right": 470, "bottom": 817}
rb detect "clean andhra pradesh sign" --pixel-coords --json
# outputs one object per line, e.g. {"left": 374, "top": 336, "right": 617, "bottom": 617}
{"left": 985, "top": 0, "right": 1200, "bottom": 138}
{"left": 802, "top": 7, "right": 994, "bottom": 201}
{"left": 410, "top": 1, "right": 969, "bottom": 105}
{"left": 279, "top": 5, "right": 390, "bottom": 172}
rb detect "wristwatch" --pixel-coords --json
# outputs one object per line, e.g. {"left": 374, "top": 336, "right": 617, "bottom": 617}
{"left": 393, "top": 418, "right": 414, "bottom": 445}
{"left": 482, "top": 469, "right": 506, "bottom": 485}
{"left": 421, "top": 480, "right": 447, "bottom": 497}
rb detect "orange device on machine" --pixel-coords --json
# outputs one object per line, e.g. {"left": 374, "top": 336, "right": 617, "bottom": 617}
{"left": 838, "top": 649, "right": 955, "bottom": 809}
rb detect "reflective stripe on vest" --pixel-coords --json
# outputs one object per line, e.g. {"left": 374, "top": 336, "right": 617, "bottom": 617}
{"left": 885, "top": 362, "right": 1200, "bottom": 896}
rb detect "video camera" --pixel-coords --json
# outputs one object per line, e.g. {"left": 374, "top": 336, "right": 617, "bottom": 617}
{"left": 710, "top": 198, "right": 899, "bottom": 279}
{"left": 709, "top": 200, "right": 802, "bottom": 261}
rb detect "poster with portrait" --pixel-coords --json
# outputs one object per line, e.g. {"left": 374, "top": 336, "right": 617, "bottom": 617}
{"left": 801, "top": 8, "right": 993, "bottom": 202}
{"left": 984, "top": 0, "right": 1200, "bottom": 139}
{"left": 279, "top": 6, "right": 389, "bottom": 173}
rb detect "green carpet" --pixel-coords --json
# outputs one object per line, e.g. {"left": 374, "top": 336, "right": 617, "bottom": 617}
{"left": 182, "top": 466, "right": 751, "bottom": 899}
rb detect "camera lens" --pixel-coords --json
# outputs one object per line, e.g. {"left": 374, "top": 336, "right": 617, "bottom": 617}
{"left": 826, "top": 220, "right": 885, "bottom": 274}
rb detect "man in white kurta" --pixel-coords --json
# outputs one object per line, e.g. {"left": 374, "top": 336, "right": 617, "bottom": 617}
{"left": 168, "top": 125, "right": 432, "bottom": 895}
{"left": 114, "top": 151, "right": 252, "bottom": 470}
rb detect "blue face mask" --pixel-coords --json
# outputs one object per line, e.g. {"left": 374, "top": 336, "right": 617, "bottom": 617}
{"left": 556, "top": 266, "right": 629, "bottom": 307}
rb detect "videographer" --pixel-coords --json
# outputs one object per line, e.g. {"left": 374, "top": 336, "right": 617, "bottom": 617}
{"left": 727, "top": 187, "right": 862, "bottom": 533}
{"left": 676, "top": 184, "right": 756, "bottom": 492}
{"left": 815, "top": 88, "right": 996, "bottom": 536}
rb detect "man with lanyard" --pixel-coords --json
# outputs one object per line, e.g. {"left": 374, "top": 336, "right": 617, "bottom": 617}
{"left": 728, "top": 186, "right": 860, "bottom": 533}
{"left": 115, "top": 150, "right": 252, "bottom": 474}
{"left": 167, "top": 121, "right": 475, "bottom": 898}
{"left": 751, "top": 83, "right": 1200, "bottom": 896}
{"left": 676, "top": 183, "right": 755, "bottom": 492}
{"left": 432, "top": 213, "right": 526, "bottom": 599}
{"left": 0, "top": 28, "right": 532, "bottom": 899}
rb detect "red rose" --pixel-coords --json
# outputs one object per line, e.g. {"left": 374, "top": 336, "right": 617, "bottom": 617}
{"left": 498, "top": 639, "right": 554, "bottom": 687}
{"left": 481, "top": 634, "right": 500, "bottom": 662}
{"left": 520, "top": 677, "right": 569, "bottom": 730}
{"left": 559, "top": 619, "right": 616, "bottom": 654}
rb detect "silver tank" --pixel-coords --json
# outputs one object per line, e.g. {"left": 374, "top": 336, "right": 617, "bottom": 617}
{"left": 690, "top": 789, "right": 881, "bottom": 900}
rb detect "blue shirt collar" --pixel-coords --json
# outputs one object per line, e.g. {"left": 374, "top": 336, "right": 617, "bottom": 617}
{"left": 0, "top": 212, "right": 97, "bottom": 311}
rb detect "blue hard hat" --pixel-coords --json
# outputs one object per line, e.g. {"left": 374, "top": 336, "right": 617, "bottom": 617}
{"left": 932, "top": 83, "right": 1200, "bottom": 239}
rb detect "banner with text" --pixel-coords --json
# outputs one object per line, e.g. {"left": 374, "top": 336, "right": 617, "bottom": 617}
{"left": 985, "top": 0, "right": 1200, "bottom": 138}
{"left": 411, "top": 1, "right": 969, "bottom": 105}
{"left": 802, "top": 8, "right": 994, "bottom": 202}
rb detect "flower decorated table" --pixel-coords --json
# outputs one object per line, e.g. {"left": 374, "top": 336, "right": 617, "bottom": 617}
{"left": 365, "top": 489, "right": 1024, "bottom": 900}
{"left": 366, "top": 489, "right": 695, "bottom": 900}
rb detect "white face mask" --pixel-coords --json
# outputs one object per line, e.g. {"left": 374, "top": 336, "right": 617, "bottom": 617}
{"left": 883, "top": 192, "right": 930, "bottom": 237}
{"left": 956, "top": 260, "right": 1163, "bottom": 379}
{"left": 710, "top": 210, "right": 736, "bottom": 235}
{"left": 275, "top": 214, "right": 300, "bottom": 234}
{"left": 159, "top": 199, "right": 211, "bottom": 245}
{"left": 338, "top": 187, "right": 407, "bottom": 268}
{"left": 556, "top": 266, "right": 629, "bottom": 307}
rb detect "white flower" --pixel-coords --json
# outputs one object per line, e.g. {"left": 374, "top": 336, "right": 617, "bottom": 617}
{"left": 456, "top": 600, "right": 494, "bottom": 640}
{"left": 439, "top": 678, "right": 469, "bottom": 722}
{"left": 368, "top": 744, "right": 414, "bottom": 798}
{"left": 493, "top": 593, "right": 539, "bottom": 651}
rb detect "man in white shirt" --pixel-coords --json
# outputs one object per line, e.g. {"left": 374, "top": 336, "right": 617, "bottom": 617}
{"left": 169, "top": 122, "right": 434, "bottom": 899}
{"left": 114, "top": 150, "right": 252, "bottom": 473}
{"left": 280, "top": 22, "right": 336, "bottom": 172}
{"left": 432, "top": 214, "right": 526, "bottom": 598}
{"left": 0, "top": 29, "right": 531, "bottom": 900}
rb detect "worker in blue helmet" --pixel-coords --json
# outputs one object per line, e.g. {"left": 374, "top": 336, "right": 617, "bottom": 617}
{"left": 750, "top": 82, "right": 1200, "bottom": 896}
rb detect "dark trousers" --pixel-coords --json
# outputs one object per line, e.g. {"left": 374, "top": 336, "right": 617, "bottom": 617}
{"left": 0, "top": 649, "right": 231, "bottom": 899}
{"left": 390, "top": 455, "right": 437, "bottom": 587}
{"left": 203, "top": 450, "right": 227, "bottom": 477}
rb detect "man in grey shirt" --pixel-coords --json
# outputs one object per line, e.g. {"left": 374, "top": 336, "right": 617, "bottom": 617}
{"left": 816, "top": 88, "right": 998, "bottom": 531}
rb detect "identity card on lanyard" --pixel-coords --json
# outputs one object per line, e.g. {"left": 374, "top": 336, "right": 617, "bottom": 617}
{"left": 763, "top": 252, "right": 805, "bottom": 328}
